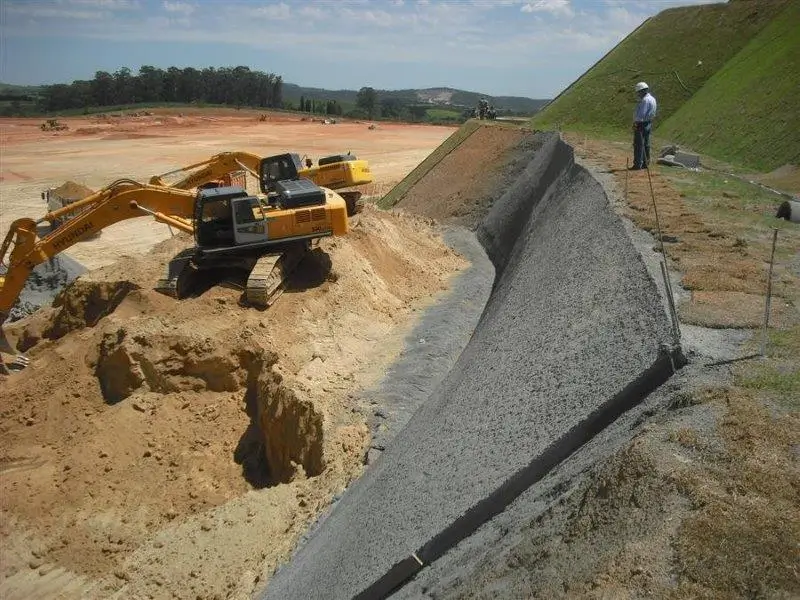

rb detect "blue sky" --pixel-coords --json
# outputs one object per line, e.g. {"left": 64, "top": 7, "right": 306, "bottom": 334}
{"left": 1, "top": 0, "right": 719, "bottom": 98}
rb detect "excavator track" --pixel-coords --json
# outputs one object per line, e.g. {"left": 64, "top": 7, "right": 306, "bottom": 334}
{"left": 245, "top": 243, "right": 309, "bottom": 308}
{"left": 155, "top": 248, "right": 197, "bottom": 299}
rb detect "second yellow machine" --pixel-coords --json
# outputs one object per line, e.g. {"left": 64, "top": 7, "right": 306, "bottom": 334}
{"left": 148, "top": 151, "right": 372, "bottom": 216}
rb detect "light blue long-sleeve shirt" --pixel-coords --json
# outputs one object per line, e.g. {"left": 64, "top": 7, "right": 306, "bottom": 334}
{"left": 633, "top": 92, "right": 657, "bottom": 122}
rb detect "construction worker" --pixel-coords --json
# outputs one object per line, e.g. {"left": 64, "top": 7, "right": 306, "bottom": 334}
{"left": 631, "top": 82, "right": 657, "bottom": 170}
{"left": 479, "top": 98, "right": 489, "bottom": 120}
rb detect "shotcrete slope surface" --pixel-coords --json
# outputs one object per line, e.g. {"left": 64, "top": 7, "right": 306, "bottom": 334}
{"left": 262, "top": 133, "right": 673, "bottom": 599}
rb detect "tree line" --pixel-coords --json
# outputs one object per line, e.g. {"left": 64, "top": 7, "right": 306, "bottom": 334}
{"left": 289, "top": 87, "right": 449, "bottom": 122}
{"left": 5, "top": 73, "right": 477, "bottom": 125}
{"left": 36, "top": 66, "right": 283, "bottom": 112}
{"left": 296, "top": 96, "right": 344, "bottom": 116}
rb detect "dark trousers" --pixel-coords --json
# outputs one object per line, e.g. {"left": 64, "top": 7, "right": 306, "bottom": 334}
{"left": 633, "top": 121, "right": 652, "bottom": 168}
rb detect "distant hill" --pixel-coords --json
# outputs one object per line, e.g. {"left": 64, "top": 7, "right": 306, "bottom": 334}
{"left": 0, "top": 82, "right": 42, "bottom": 100}
{"left": 282, "top": 84, "right": 548, "bottom": 115}
{"left": 0, "top": 83, "right": 42, "bottom": 93}
{"left": 530, "top": 0, "right": 798, "bottom": 170}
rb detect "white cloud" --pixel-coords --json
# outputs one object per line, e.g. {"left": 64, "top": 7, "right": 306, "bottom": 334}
{"left": 246, "top": 2, "right": 291, "bottom": 20}
{"left": 361, "top": 9, "right": 396, "bottom": 27}
{"left": 521, "top": 0, "right": 573, "bottom": 17}
{"left": 162, "top": 1, "right": 195, "bottom": 16}
{"left": 297, "top": 6, "right": 325, "bottom": 20}
{"left": 69, "top": 0, "right": 140, "bottom": 9}
{"left": 4, "top": 3, "right": 106, "bottom": 20}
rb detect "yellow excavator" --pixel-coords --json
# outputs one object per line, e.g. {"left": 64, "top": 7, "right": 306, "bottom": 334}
{"left": 0, "top": 153, "right": 349, "bottom": 325}
{"left": 148, "top": 151, "right": 372, "bottom": 216}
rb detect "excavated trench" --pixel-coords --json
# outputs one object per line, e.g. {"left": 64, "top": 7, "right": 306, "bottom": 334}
{"left": 18, "top": 269, "right": 329, "bottom": 488}
{"left": 90, "top": 328, "right": 326, "bottom": 485}
{"left": 261, "top": 132, "right": 684, "bottom": 599}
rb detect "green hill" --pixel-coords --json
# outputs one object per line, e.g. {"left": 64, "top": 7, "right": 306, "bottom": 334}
{"left": 0, "top": 82, "right": 43, "bottom": 96}
{"left": 658, "top": 1, "right": 800, "bottom": 171}
{"left": 530, "top": 0, "right": 790, "bottom": 140}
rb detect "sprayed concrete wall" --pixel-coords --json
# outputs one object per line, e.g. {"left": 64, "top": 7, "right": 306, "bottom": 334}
{"left": 261, "top": 132, "right": 679, "bottom": 599}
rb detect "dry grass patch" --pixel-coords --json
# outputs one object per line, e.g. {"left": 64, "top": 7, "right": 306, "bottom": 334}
{"left": 678, "top": 291, "right": 799, "bottom": 329}
{"left": 667, "top": 426, "right": 707, "bottom": 451}
{"left": 681, "top": 260, "right": 764, "bottom": 293}
{"left": 670, "top": 389, "right": 800, "bottom": 599}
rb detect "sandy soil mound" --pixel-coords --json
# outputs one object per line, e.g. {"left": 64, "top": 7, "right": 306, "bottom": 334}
{"left": 51, "top": 181, "right": 94, "bottom": 200}
{"left": 0, "top": 206, "right": 466, "bottom": 599}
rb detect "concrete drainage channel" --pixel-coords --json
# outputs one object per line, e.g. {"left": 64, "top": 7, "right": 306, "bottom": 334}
{"left": 260, "top": 132, "right": 684, "bottom": 600}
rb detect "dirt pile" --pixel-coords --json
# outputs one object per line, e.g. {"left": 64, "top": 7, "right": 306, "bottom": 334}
{"left": 51, "top": 181, "right": 94, "bottom": 201}
{"left": 0, "top": 205, "right": 466, "bottom": 599}
{"left": 257, "top": 369, "right": 325, "bottom": 483}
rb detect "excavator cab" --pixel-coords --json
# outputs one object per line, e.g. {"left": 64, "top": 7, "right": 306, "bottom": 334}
{"left": 194, "top": 186, "right": 256, "bottom": 248}
{"left": 259, "top": 153, "right": 303, "bottom": 194}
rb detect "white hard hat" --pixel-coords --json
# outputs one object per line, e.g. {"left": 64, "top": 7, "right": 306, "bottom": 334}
{"left": 635, "top": 81, "right": 649, "bottom": 92}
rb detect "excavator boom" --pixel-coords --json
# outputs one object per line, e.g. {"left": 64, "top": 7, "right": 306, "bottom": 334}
{"left": 150, "top": 151, "right": 373, "bottom": 193}
{"left": 149, "top": 152, "right": 262, "bottom": 189}
{"left": 0, "top": 180, "right": 196, "bottom": 323}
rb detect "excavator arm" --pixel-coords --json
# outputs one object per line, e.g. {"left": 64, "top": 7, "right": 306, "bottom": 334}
{"left": 0, "top": 180, "right": 196, "bottom": 323}
{"left": 150, "top": 151, "right": 372, "bottom": 217}
{"left": 150, "top": 151, "right": 373, "bottom": 193}
{"left": 149, "top": 152, "right": 262, "bottom": 189}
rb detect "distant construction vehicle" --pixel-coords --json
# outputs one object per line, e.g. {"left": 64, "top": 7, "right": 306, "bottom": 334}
{"left": 478, "top": 98, "right": 489, "bottom": 120}
{"left": 149, "top": 150, "right": 373, "bottom": 217}
{"left": 40, "top": 119, "right": 68, "bottom": 131}
{"left": 0, "top": 153, "right": 350, "bottom": 325}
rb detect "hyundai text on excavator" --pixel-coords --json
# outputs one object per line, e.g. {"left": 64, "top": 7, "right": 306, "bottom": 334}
{"left": 0, "top": 153, "right": 349, "bottom": 325}
{"left": 148, "top": 150, "right": 372, "bottom": 216}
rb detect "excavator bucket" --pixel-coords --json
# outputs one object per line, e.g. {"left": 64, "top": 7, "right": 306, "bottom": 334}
{"left": 0, "top": 218, "right": 40, "bottom": 325}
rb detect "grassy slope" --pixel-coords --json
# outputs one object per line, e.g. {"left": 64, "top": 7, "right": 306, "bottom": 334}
{"left": 530, "top": 0, "right": 788, "bottom": 136}
{"left": 659, "top": 1, "right": 800, "bottom": 171}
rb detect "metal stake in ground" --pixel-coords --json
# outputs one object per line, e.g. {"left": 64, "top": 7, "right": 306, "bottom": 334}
{"left": 645, "top": 166, "right": 665, "bottom": 256}
{"left": 761, "top": 227, "right": 779, "bottom": 358}
{"left": 645, "top": 166, "right": 681, "bottom": 343}
{"left": 624, "top": 157, "right": 629, "bottom": 205}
